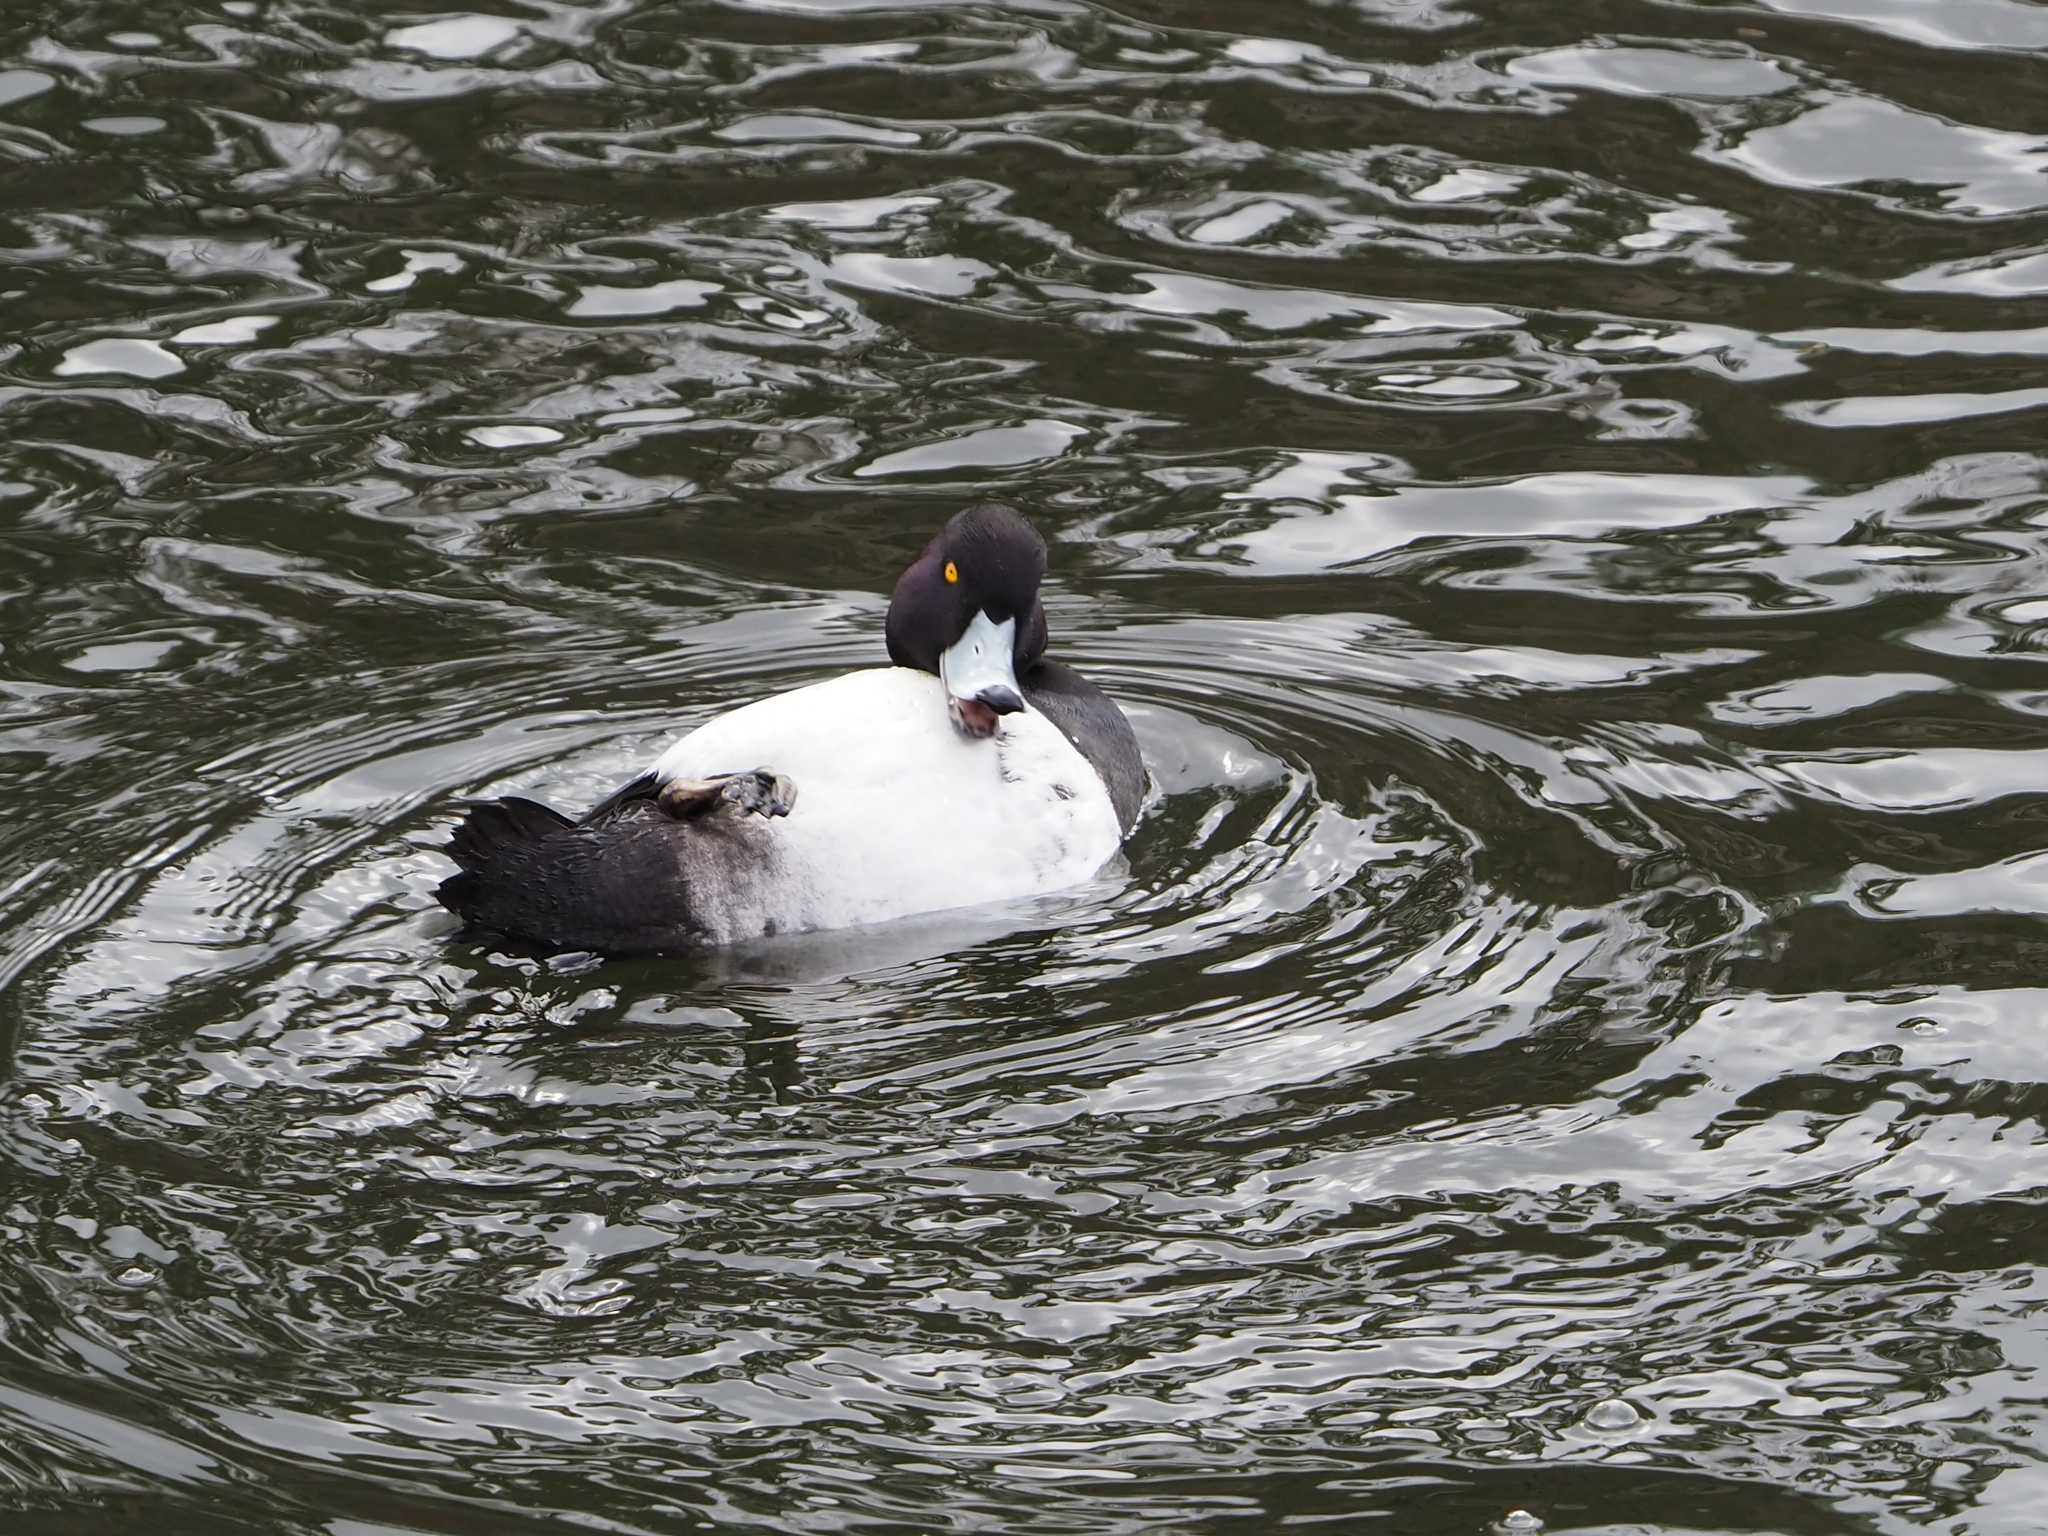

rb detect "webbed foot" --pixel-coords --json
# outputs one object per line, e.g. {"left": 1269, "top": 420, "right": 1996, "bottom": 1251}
{"left": 657, "top": 767, "right": 797, "bottom": 822}
{"left": 719, "top": 766, "right": 797, "bottom": 819}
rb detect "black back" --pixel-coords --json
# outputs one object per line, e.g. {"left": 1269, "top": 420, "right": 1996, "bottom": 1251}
{"left": 1023, "top": 660, "right": 1145, "bottom": 834}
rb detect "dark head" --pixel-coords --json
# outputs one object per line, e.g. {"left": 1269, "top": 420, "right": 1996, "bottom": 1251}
{"left": 886, "top": 502, "right": 1051, "bottom": 737}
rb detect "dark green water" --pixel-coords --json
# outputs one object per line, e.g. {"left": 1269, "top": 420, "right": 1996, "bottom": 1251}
{"left": 5, "top": 1, "right": 2048, "bottom": 1531}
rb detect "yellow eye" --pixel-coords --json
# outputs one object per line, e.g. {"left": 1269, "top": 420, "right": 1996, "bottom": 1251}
{"left": 944, "top": 560, "right": 959, "bottom": 584}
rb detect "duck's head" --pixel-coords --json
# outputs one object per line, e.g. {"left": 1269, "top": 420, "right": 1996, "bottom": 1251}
{"left": 886, "top": 502, "right": 1050, "bottom": 739}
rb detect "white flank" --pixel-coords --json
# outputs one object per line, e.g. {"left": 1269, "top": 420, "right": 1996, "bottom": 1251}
{"left": 647, "top": 667, "right": 1121, "bottom": 943}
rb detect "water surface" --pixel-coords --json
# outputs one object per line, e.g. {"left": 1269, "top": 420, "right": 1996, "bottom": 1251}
{"left": 4, "top": 1, "right": 2048, "bottom": 1531}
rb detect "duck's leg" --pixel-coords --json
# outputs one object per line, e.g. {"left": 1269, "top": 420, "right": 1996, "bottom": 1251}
{"left": 718, "top": 767, "right": 797, "bottom": 819}
{"left": 657, "top": 767, "right": 797, "bottom": 822}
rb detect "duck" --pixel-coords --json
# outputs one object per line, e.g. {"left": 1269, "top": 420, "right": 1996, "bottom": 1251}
{"left": 435, "top": 501, "right": 1145, "bottom": 954}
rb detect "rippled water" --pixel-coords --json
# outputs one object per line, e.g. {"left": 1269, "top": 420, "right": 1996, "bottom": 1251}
{"left": 5, "top": 0, "right": 2048, "bottom": 1530}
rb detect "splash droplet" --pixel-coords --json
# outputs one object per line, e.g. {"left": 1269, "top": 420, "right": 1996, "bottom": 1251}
{"left": 1584, "top": 1397, "right": 1643, "bottom": 1432}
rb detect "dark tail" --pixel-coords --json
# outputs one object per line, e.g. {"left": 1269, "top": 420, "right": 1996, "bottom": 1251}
{"left": 436, "top": 796, "right": 572, "bottom": 914}
{"left": 435, "top": 789, "right": 699, "bottom": 953}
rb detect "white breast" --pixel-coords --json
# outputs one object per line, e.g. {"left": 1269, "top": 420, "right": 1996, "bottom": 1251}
{"left": 648, "top": 667, "right": 1123, "bottom": 942}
